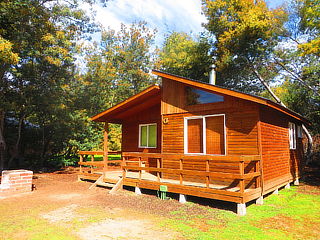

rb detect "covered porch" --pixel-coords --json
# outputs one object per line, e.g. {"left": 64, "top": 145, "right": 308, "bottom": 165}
{"left": 78, "top": 151, "right": 262, "bottom": 212}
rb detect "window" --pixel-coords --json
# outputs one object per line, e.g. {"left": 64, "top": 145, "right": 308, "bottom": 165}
{"left": 184, "top": 115, "right": 226, "bottom": 155}
{"left": 186, "top": 87, "right": 224, "bottom": 105}
{"left": 289, "top": 122, "right": 296, "bottom": 149}
{"left": 139, "top": 123, "right": 157, "bottom": 148}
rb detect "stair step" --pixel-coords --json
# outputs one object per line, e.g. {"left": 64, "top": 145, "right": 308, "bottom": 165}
{"left": 95, "top": 181, "right": 115, "bottom": 188}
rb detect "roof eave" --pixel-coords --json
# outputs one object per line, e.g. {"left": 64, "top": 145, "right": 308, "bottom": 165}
{"left": 90, "top": 85, "right": 161, "bottom": 122}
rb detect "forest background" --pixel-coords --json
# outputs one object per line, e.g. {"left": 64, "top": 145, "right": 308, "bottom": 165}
{"left": 0, "top": 0, "right": 319, "bottom": 170}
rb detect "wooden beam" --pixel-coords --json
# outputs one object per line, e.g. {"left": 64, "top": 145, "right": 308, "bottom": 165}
{"left": 103, "top": 122, "right": 109, "bottom": 173}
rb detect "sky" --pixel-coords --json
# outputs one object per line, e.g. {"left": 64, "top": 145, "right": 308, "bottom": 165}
{"left": 82, "top": 0, "right": 285, "bottom": 46}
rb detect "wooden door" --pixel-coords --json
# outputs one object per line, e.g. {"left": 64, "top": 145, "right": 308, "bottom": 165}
{"left": 206, "top": 116, "right": 225, "bottom": 155}
{"left": 187, "top": 119, "right": 203, "bottom": 153}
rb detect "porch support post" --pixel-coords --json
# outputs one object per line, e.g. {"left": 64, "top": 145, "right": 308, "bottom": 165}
{"left": 179, "top": 194, "right": 187, "bottom": 204}
{"left": 237, "top": 203, "right": 246, "bottom": 216}
{"left": 285, "top": 183, "right": 290, "bottom": 189}
{"left": 103, "top": 122, "right": 109, "bottom": 175}
{"left": 294, "top": 179, "right": 299, "bottom": 185}
{"left": 135, "top": 186, "right": 142, "bottom": 195}
{"left": 273, "top": 188, "right": 279, "bottom": 195}
{"left": 256, "top": 196, "right": 263, "bottom": 205}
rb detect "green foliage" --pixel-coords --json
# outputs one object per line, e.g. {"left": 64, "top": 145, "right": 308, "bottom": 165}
{"left": 299, "top": 0, "right": 320, "bottom": 56}
{"left": 202, "top": 0, "right": 287, "bottom": 70}
{"left": 158, "top": 32, "right": 212, "bottom": 82}
{"left": 201, "top": 0, "right": 288, "bottom": 93}
{"left": 0, "top": 0, "right": 97, "bottom": 169}
{"left": 81, "top": 22, "right": 158, "bottom": 110}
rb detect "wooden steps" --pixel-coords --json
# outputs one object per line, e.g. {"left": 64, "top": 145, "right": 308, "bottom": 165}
{"left": 86, "top": 175, "right": 123, "bottom": 194}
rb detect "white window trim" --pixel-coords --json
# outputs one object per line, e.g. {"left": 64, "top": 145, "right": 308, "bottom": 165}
{"left": 289, "top": 122, "right": 296, "bottom": 150}
{"left": 138, "top": 123, "right": 157, "bottom": 148}
{"left": 184, "top": 114, "right": 226, "bottom": 156}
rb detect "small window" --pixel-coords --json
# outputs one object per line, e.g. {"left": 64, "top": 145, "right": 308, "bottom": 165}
{"left": 289, "top": 122, "right": 296, "bottom": 149}
{"left": 186, "top": 87, "right": 224, "bottom": 105}
{"left": 139, "top": 123, "right": 157, "bottom": 148}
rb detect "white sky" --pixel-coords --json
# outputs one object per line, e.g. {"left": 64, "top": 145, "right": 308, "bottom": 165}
{"left": 82, "top": 0, "right": 285, "bottom": 46}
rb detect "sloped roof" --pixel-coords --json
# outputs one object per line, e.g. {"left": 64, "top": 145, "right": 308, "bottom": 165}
{"left": 91, "top": 85, "right": 161, "bottom": 122}
{"left": 152, "top": 69, "right": 308, "bottom": 124}
{"left": 91, "top": 70, "right": 308, "bottom": 124}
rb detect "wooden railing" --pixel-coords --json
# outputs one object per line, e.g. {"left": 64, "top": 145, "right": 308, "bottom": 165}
{"left": 121, "top": 152, "right": 261, "bottom": 194}
{"left": 78, "top": 151, "right": 122, "bottom": 176}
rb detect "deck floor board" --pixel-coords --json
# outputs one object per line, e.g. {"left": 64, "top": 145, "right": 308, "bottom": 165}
{"left": 81, "top": 170, "right": 254, "bottom": 193}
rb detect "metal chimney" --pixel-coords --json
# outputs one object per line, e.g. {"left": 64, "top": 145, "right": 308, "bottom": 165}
{"left": 209, "top": 64, "right": 216, "bottom": 85}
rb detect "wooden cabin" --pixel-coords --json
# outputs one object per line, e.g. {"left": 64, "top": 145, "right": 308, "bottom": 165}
{"left": 78, "top": 70, "right": 307, "bottom": 215}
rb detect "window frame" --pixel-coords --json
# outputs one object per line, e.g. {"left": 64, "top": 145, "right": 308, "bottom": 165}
{"left": 138, "top": 123, "right": 157, "bottom": 148}
{"left": 184, "top": 114, "right": 226, "bottom": 156}
{"left": 289, "top": 122, "right": 296, "bottom": 150}
{"left": 185, "top": 86, "right": 224, "bottom": 106}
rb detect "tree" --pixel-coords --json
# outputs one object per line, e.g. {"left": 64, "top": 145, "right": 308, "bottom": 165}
{"left": 158, "top": 32, "right": 212, "bottom": 82}
{"left": 299, "top": 0, "right": 320, "bottom": 56}
{"left": 202, "top": 0, "right": 317, "bottom": 162}
{"left": 0, "top": 0, "right": 96, "bottom": 169}
{"left": 202, "top": 0, "right": 287, "bottom": 94}
{"left": 74, "top": 22, "right": 158, "bottom": 152}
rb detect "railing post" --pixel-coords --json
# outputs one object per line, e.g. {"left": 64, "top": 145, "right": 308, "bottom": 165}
{"left": 157, "top": 158, "right": 160, "bottom": 182}
{"left": 206, "top": 159, "right": 210, "bottom": 188}
{"left": 79, "top": 154, "right": 83, "bottom": 174}
{"left": 90, "top": 154, "right": 94, "bottom": 173}
{"left": 179, "top": 158, "right": 183, "bottom": 185}
{"left": 255, "top": 158, "right": 261, "bottom": 188}
{"left": 103, "top": 122, "right": 109, "bottom": 175}
{"left": 239, "top": 156, "right": 245, "bottom": 195}
{"left": 138, "top": 157, "right": 142, "bottom": 180}
{"left": 122, "top": 156, "right": 127, "bottom": 180}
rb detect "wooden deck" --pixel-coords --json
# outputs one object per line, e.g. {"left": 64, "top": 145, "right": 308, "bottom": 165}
{"left": 78, "top": 151, "right": 262, "bottom": 204}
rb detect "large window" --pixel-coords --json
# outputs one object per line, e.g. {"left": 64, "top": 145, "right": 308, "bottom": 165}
{"left": 139, "top": 123, "right": 157, "bottom": 148}
{"left": 186, "top": 87, "right": 224, "bottom": 105}
{"left": 289, "top": 122, "right": 296, "bottom": 150}
{"left": 184, "top": 115, "right": 226, "bottom": 155}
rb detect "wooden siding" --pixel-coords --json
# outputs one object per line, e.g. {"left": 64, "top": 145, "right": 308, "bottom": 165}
{"left": 161, "top": 78, "right": 186, "bottom": 114}
{"left": 161, "top": 90, "right": 260, "bottom": 183}
{"left": 259, "top": 106, "right": 303, "bottom": 193}
{"left": 122, "top": 104, "right": 161, "bottom": 153}
{"left": 162, "top": 99, "right": 259, "bottom": 156}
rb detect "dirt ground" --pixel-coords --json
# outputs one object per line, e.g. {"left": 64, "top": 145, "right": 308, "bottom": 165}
{"left": 0, "top": 168, "right": 190, "bottom": 240}
{"left": 1, "top": 166, "right": 319, "bottom": 240}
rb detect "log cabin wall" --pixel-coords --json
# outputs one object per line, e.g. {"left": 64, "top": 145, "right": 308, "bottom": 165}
{"left": 122, "top": 103, "right": 161, "bottom": 154}
{"left": 161, "top": 78, "right": 260, "bottom": 184}
{"left": 259, "top": 106, "right": 303, "bottom": 194}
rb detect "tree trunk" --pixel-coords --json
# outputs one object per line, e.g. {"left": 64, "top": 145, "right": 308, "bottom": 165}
{"left": 0, "top": 110, "right": 6, "bottom": 171}
{"left": 8, "top": 113, "right": 26, "bottom": 168}
{"left": 250, "top": 63, "right": 313, "bottom": 164}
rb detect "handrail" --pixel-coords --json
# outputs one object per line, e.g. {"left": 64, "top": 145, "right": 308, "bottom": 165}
{"left": 78, "top": 150, "right": 261, "bottom": 195}
{"left": 121, "top": 152, "right": 261, "bottom": 194}
{"left": 78, "top": 160, "right": 122, "bottom": 166}
{"left": 79, "top": 150, "right": 121, "bottom": 155}
{"left": 122, "top": 152, "right": 260, "bottom": 162}
{"left": 122, "top": 166, "right": 260, "bottom": 180}
{"left": 78, "top": 151, "right": 122, "bottom": 175}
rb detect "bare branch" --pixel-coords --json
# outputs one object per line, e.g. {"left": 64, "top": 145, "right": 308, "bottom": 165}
{"left": 274, "top": 58, "right": 319, "bottom": 96}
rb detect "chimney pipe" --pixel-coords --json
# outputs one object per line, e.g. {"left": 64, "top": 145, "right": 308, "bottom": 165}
{"left": 209, "top": 64, "right": 216, "bottom": 85}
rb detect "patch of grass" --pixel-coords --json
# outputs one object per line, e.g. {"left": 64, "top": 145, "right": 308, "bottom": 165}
{"left": 0, "top": 204, "right": 78, "bottom": 240}
{"left": 161, "top": 186, "right": 320, "bottom": 240}
{"left": 75, "top": 206, "right": 111, "bottom": 225}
